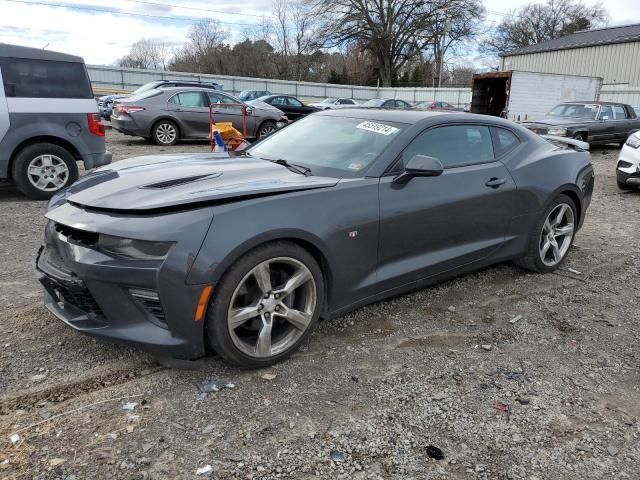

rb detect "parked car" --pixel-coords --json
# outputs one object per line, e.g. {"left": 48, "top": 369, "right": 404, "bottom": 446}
{"left": 256, "top": 95, "right": 320, "bottom": 121}
{"left": 360, "top": 98, "right": 412, "bottom": 109}
{"left": 0, "top": 43, "right": 110, "bottom": 199}
{"left": 523, "top": 102, "right": 640, "bottom": 146}
{"left": 238, "top": 90, "right": 271, "bottom": 101}
{"left": 111, "top": 88, "right": 288, "bottom": 145}
{"left": 308, "top": 98, "right": 359, "bottom": 109}
{"left": 616, "top": 131, "right": 640, "bottom": 189}
{"left": 38, "top": 110, "right": 593, "bottom": 367}
{"left": 414, "top": 100, "right": 457, "bottom": 111}
{"left": 98, "top": 80, "right": 223, "bottom": 119}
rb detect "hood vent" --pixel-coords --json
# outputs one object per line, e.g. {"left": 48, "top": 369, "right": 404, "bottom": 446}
{"left": 142, "top": 173, "right": 222, "bottom": 190}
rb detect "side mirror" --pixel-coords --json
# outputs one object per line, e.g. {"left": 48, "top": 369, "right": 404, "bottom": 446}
{"left": 393, "top": 155, "right": 444, "bottom": 184}
{"left": 245, "top": 106, "right": 253, "bottom": 115}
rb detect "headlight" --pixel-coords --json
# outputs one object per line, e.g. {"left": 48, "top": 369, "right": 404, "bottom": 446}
{"left": 547, "top": 127, "right": 568, "bottom": 136}
{"left": 625, "top": 135, "right": 640, "bottom": 149}
{"left": 98, "top": 234, "right": 173, "bottom": 260}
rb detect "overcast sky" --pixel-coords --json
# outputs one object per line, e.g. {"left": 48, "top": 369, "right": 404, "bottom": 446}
{"left": 0, "top": 0, "right": 639, "bottom": 66}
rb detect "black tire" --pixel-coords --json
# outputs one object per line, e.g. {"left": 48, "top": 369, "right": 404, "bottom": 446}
{"left": 205, "top": 241, "right": 325, "bottom": 368}
{"left": 11, "top": 143, "right": 79, "bottom": 200}
{"left": 257, "top": 120, "right": 277, "bottom": 139}
{"left": 516, "top": 194, "right": 578, "bottom": 273}
{"left": 572, "top": 132, "right": 586, "bottom": 142}
{"left": 617, "top": 179, "right": 634, "bottom": 190}
{"left": 152, "top": 120, "right": 179, "bottom": 146}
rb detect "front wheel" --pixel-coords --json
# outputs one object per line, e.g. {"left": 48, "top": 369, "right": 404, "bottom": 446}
{"left": 205, "top": 242, "right": 325, "bottom": 368}
{"left": 11, "top": 143, "right": 79, "bottom": 200}
{"left": 516, "top": 194, "right": 577, "bottom": 273}
{"left": 257, "top": 121, "right": 277, "bottom": 139}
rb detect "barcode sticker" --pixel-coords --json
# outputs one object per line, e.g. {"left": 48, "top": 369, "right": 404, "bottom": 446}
{"left": 356, "top": 121, "right": 399, "bottom": 135}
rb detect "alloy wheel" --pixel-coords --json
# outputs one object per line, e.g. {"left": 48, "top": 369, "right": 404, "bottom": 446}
{"left": 27, "top": 155, "right": 69, "bottom": 192}
{"left": 227, "top": 257, "right": 317, "bottom": 358}
{"left": 258, "top": 124, "right": 276, "bottom": 138}
{"left": 156, "top": 123, "right": 177, "bottom": 144}
{"left": 539, "top": 203, "right": 575, "bottom": 267}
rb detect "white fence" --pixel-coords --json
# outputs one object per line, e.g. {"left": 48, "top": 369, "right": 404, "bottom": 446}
{"left": 87, "top": 65, "right": 640, "bottom": 108}
{"left": 87, "top": 65, "right": 472, "bottom": 106}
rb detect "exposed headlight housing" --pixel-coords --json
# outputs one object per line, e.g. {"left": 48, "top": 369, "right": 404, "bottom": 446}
{"left": 625, "top": 135, "right": 640, "bottom": 149}
{"left": 98, "top": 234, "right": 173, "bottom": 260}
{"left": 547, "top": 127, "right": 568, "bottom": 136}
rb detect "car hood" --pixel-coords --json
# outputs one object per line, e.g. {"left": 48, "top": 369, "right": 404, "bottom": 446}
{"left": 49, "top": 154, "right": 338, "bottom": 213}
{"left": 246, "top": 100, "right": 284, "bottom": 114}
{"left": 524, "top": 116, "right": 597, "bottom": 127}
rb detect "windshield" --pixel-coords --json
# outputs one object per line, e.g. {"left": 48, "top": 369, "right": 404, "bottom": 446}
{"left": 362, "top": 99, "right": 386, "bottom": 107}
{"left": 247, "top": 115, "right": 405, "bottom": 178}
{"left": 547, "top": 103, "right": 599, "bottom": 120}
{"left": 321, "top": 98, "right": 338, "bottom": 104}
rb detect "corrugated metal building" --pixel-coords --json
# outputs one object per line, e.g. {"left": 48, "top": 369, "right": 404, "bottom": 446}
{"left": 500, "top": 23, "right": 640, "bottom": 87}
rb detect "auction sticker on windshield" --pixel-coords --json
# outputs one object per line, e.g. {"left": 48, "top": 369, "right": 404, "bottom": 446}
{"left": 356, "top": 121, "right": 399, "bottom": 136}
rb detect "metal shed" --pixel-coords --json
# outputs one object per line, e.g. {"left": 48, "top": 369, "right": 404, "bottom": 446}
{"left": 500, "top": 23, "right": 640, "bottom": 88}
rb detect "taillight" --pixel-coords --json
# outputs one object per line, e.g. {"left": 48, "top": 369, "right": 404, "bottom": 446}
{"left": 116, "top": 105, "right": 145, "bottom": 114}
{"left": 87, "top": 113, "right": 105, "bottom": 137}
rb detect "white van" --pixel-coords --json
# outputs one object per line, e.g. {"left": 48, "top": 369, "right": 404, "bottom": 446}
{"left": 0, "top": 43, "right": 111, "bottom": 199}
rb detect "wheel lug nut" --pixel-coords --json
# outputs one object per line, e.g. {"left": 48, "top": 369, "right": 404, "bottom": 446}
{"left": 264, "top": 293, "right": 270, "bottom": 299}
{"left": 258, "top": 304, "right": 263, "bottom": 310}
{"left": 274, "top": 293, "right": 279, "bottom": 299}
{"left": 275, "top": 305, "right": 280, "bottom": 311}
{"left": 265, "top": 312, "right": 270, "bottom": 317}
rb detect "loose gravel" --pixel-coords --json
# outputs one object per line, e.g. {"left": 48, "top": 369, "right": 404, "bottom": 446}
{"left": 0, "top": 131, "right": 639, "bottom": 479}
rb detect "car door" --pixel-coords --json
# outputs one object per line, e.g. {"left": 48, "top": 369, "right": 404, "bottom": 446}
{"left": 207, "top": 91, "right": 254, "bottom": 135}
{"left": 167, "top": 91, "right": 209, "bottom": 138}
{"left": 285, "top": 96, "right": 306, "bottom": 120}
{"left": 612, "top": 104, "right": 633, "bottom": 142}
{"left": 592, "top": 104, "right": 616, "bottom": 143}
{"left": 377, "top": 123, "right": 519, "bottom": 291}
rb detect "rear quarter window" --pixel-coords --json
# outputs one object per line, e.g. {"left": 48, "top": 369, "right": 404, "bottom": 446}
{"left": 491, "top": 128, "right": 521, "bottom": 157}
{"left": 1, "top": 58, "right": 92, "bottom": 99}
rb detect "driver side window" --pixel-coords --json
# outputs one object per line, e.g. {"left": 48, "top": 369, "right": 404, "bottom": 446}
{"left": 395, "top": 125, "right": 494, "bottom": 171}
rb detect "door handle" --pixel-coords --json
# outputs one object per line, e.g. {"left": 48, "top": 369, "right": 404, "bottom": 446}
{"left": 485, "top": 177, "right": 506, "bottom": 188}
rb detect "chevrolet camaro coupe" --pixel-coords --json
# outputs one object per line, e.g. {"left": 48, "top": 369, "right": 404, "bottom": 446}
{"left": 37, "top": 110, "right": 594, "bottom": 367}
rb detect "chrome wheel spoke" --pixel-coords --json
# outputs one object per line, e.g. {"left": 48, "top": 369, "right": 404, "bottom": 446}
{"left": 40, "top": 155, "right": 52, "bottom": 167}
{"left": 554, "top": 224, "right": 574, "bottom": 237}
{"left": 553, "top": 204, "right": 567, "bottom": 227}
{"left": 543, "top": 219, "right": 553, "bottom": 234}
{"left": 28, "top": 165, "right": 42, "bottom": 175}
{"left": 229, "top": 305, "right": 260, "bottom": 329}
{"left": 278, "top": 305, "right": 311, "bottom": 331}
{"left": 252, "top": 262, "right": 272, "bottom": 294}
{"left": 35, "top": 176, "right": 49, "bottom": 189}
{"left": 255, "top": 318, "right": 272, "bottom": 357}
{"left": 277, "top": 267, "right": 311, "bottom": 297}
{"left": 541, "top": 239, "right": 552, "bottom": 257}
{"left": 551, "top": 243, "right": 560, "bottom": 263}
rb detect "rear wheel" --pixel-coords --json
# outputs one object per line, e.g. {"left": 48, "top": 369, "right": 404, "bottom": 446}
{"left": 516, "top": 194, "right": 577, "bottom": 273}
{"left": 152, "top": 120, "right": 179, "bottom": 145}
{"left": 11, "top": 143, "right": 78, "bottom": 200}
{"left": 205, "top": 242, "right": 324, "bottom": 368}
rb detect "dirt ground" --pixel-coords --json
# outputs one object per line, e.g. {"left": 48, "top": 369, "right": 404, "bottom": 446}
{"left": 1, "top": 131, "right": 639, "bottom": 480}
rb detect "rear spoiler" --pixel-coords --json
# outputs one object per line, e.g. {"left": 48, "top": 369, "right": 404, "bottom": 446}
{"left": 541, "top": 135, "right": 589, "bottom": 152}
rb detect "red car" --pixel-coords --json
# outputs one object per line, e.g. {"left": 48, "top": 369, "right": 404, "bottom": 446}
{"left": 414, "top": 101, "right": 457, "bottom": 111}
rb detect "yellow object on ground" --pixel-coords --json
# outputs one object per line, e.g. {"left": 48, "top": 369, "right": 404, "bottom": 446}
{"left": 211, "top": 122, "right": 244, "bottom": 148}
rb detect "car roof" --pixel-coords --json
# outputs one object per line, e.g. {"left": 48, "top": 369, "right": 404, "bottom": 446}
{"left": 0, "top": 43, "right": 84, "bottom": 63}
{"left": 158, "top": 87, "right": 231, "bottom": 93}
{"left": 558, "top": 101, "right": 623, "bottom": 106}
{"left": 315, "top": 108, "right": 522, "bottom": 127}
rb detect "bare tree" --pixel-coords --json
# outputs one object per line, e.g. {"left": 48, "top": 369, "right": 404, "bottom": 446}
{"left": 118, "top": 38, "right": 171, "bottom": 70}
{"left": 482, "top": 0, "right": 608, "bottom": 56}
{"left": 314, "top": 0, "right": 456, "bottom": 87}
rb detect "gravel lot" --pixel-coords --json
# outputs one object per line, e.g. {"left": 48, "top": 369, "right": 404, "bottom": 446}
{"left": 1, "top": 130, "right": 639, "bottom": 480}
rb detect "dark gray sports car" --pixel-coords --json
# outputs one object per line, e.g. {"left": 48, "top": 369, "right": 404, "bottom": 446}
{"left": 37, "top": 110, "right": 594, "bottom": 367}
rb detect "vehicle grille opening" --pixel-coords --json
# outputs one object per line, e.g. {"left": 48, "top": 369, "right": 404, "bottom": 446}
{"left": 54, "top": 282, "right": 105, "bottom": 319}
{"left": 129, "top": 288, "right": 168, "bottom": 328}
{"left": 55, "top": 223, "right": 99, "bottom": 246}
